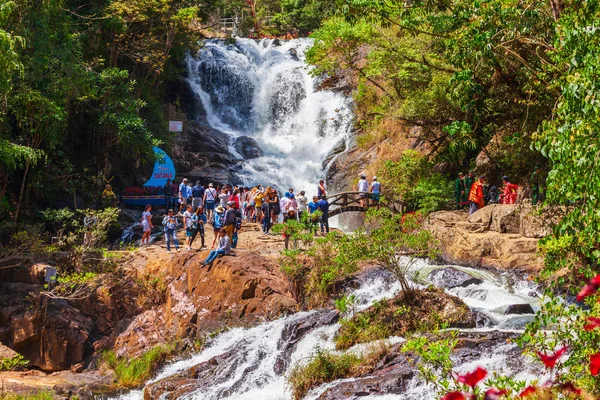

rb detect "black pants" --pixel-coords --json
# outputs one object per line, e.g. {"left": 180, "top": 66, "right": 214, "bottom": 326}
{"left": 189, "top": 226, "right": 205, "bottom": 248}
{"left": 320, "top": 216, "right": 329, "bottom": 233}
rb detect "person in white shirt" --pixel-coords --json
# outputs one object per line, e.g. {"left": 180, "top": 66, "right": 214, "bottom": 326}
{"left": 358, "top": 174, "right": 369, "bottom": 207}
{"left": 296, "top": 191, "right": 308, "bottom": 220}
{"left": 203, "top": 183, "right": 217, "bottom": 222}
{"left": 183, "top": 204, "right": 194, "bottom": 250}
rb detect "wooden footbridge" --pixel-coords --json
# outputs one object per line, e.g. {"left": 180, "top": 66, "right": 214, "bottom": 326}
{"left": 327, "top": 192, "right": 405, "bottom": 217}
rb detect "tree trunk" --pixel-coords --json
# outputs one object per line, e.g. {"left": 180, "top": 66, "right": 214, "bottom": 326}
{"left": 14, "top": 161, "right": 30, "bottom": 222}
{"left": 549, "top": 0, "right": 563, "bottom": 21}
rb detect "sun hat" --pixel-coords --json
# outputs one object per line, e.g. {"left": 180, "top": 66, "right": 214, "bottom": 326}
{"left": 216, "top": 206, "right": 224, "bottom": 213}
{"left": 209, "top": 183, "right": 213, "bottom": 187}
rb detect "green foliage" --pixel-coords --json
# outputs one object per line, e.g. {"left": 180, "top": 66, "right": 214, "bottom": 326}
{"left": 351, "top": 209, "right": 439, "bottom": 299}
{"left": 378, "top": 150, "right": 452, "bottom": 213}
{"left": 334, "top": 293, "right": 357, "bottom": 320}
{"left": 102, "top": 344, "right": 176, "bottom": 388}
{"left": 271, "top": 211, "right": 320, "bottom": 249}
{"left": 286, "top": 344, "right": 387, "bottom": 400}
{"left": 0, "top": 353, "right": 29, "bottom": 371}
{"left": 0, "top": 392, "right": 55, "bottom": 400}
{"left": 270, "top": 0, "right": 336, "bottom": 35}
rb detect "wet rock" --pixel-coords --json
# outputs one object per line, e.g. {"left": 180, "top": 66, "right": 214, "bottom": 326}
{"left": 234, "top": 136, "right": 264, "bottom": 159}
{"left": 504, "top": 304, "right": 534, "bottom": 315}
{"left": 428, "top": 267, "right": 483, "bottom": 288}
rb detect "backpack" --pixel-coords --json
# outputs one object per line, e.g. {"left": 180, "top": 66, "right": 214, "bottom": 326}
{"left": 225, "top": 209, "right": 237, "bottom": 226}
{"left": 235, "top": 209, "right": 242, "bottom": 230}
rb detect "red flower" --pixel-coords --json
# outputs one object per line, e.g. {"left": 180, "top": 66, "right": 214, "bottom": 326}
{"left": 591, "top": 274, "right": 600, "bottom": 286}
{"left": 590, "top": 353, "right": 600, "bottom": 376}
{"left": 484, "top": 388, "right": 507, "bottom": 400}
{"left": 577, "top": 283, "right": 598, "bottom": 302}
{"left": 457, "top": 367, "right": 488, "bottom": 388}
{"left": 441, "top": 392, "right": 467, "bottom": 400}
{"left": 584, "top": 316, "right": 600, "bottom": 331}
{"left": 537, "top": 346, "right": 567, "bottom": 369}
{"left": 518, "top": 386, "right": 537, "bottom": 397}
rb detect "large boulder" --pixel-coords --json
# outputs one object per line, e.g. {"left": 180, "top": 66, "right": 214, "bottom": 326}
{"left": 234, "top": 136, "right": 264, "bottom": 159}
{"left": 505, "top": 304, "right": 535, "bottom": 315}
{"left": 491, "top": 205, "right": 520, "bottom": 234}
{"left": 428, "top": 267, "right": 483, "bottom": 288}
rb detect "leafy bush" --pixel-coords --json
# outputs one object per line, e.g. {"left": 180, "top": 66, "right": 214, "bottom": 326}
{"left": 0, "top": 392, "right": 55, "bottom": 400}
{"left": 287, "top": 344, "right": 388, "bottom": 400}
{"left": 0, "top": 353, "right": 29, "bottom": 371}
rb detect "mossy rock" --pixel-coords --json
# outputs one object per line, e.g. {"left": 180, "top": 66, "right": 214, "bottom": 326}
{"left": 335, "top": 287, "right": 475, "bottom": 349}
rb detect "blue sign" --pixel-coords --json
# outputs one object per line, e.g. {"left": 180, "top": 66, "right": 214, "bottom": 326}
{"left": 144, "top": 147, "right": 176, "bottom": 187}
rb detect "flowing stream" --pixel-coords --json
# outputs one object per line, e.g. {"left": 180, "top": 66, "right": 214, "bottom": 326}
{"left": 186, "top": 38, "right": 353, "bottom": 192}
{"left": 113, "top": 260, "right": 542, "bottom": 400}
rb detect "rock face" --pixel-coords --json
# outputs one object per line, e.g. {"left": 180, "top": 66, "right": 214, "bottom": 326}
{"left": 428, "top": 267, "right": 483, "bottom": 288}
{"left": 424, "top": 205, "right": 548, "bottom": 272}
{"left": 172, "top": 121, "right": 240, "bottom": 184}
{"left": 113, "top": 249, "right": 298, "bottom": 358}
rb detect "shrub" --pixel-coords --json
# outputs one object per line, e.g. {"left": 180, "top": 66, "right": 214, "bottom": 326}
{"left": 0, "top": 353, "right": 29, "bottom": 371}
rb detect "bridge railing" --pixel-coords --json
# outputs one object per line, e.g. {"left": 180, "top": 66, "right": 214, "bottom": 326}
{"left": 326, "top": 192, "right": 404, "bottom": 216}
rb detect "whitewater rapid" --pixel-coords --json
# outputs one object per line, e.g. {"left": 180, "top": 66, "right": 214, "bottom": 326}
{"left": 112, "top": 260, "right": 543, "bottom": 400}
{"left": 186, "top": 38, "right": 353, "bottom": 193}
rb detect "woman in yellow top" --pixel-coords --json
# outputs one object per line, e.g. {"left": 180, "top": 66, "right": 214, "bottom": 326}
{"left": 101, "top": 184, "right": 117, "bottom": 208}
{"left": 254, "top": 189, "right": 265, "bottom": 223}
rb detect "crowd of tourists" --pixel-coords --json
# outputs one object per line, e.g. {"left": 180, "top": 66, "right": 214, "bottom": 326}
{"left": 139, "top": 178, "right": 354, "bottom": 265}
{"left": 454, "top": 168, "right": 544, "bottom": 215}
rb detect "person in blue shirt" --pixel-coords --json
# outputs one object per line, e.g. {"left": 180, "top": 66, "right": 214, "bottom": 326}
{"left": 317, "top": 196, "right": 330, "bottom": 234}
{"left": 192, "top": 181, "right": 205, "bottom": 211}
{"left": 189, "top": 206, "right": 207, "bottom": 249}
{"left": 371, "top": 176, "right": 382, "bottom": 204}
{"left": 178, "top": 178, "right": 188, "bottom": 213}
{"left": 162, "top": 209, "right": 180, "bottom": 253}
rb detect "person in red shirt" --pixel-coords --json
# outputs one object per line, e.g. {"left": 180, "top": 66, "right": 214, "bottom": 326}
{"left": 229, "top": 188, "right": 241, "bottom": 209}
{"left": 468, "top": 176, "right": 486, "bottom": 215}
{"left": 500, "top": 176, "right": 518, "bottom": 204}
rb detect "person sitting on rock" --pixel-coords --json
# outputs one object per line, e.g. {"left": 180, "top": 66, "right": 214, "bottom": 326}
{"left": 499, "top": 176, "right": 518, "bottom": 205}
{"left": 468, "top": 176, "right": 485, "bottom": 215}
{"left": 202, "top": 228, "right": 231, "bottom": 266}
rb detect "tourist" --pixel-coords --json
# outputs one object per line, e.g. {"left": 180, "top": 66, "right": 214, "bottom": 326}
{"left": 468, "top": 176, "right": 485, "bottom": 215}
{"left": 530, "top": 166, "right": 544, "bottom": 205}
{"left": 358, "top": 174, "right": 369, "bottom": 207}
{"left": 318, "top": 179, "right": 327, "bottom": 198}
{"left": 163, "top": 179, "right": 174, "bottom": 210}
{"left": 269, "top": 189, "right": 281, "bottom": 224}
{"left": 317, "top": 195, "right": 330, "bottom": 234}
{"left": 454, "top": 172, "right": 466, "bottom": 209}
{"left": 204, "top": 183, "right": 217, "bottom": 222}
{"left": 232, "top": 207, "right": 242, "bottom": 249}
{"left": 141, "top": 204, "right": 153, "bottom": 245}
{"left": 211, "top": 206, "right": 225, "bottom": 248}
{"left": 308, "top": 195, "right": 319, "bottom": 227}
{"left": 186, "top": 182, "right": 193, "bottom": 206}
{"left": 255, "top": 188, "right": 265, "bottom": 223}
{"left": 241, "top": 187, "right": 250, "bottom": 220}
{"left": 192, "top": 181, "right": 205, "bottom": 211}
{"left": 178, "top": 178, "right": 188, "bottom": 213}
{"left": 296, "top": 191, "right": 308, "bottom": 220}
{"left": 486, "top": 186, "right": 500, "bottom": 204}
{"left": 464, "top": 171, "right": 475, "bottom": 199}
{"left": 190, "top": 206, "right": 207, "bottom": 249}
{"left": 247, "top": 187, "right": 257, "bottom": 222}
{"left": 218, "top": 188, "right": 229, "bottom": 209}
{"left": 183, "top": 204, "right": 194, "bottom": 250}
{"left": 500, "top": 176, "right": 518, "bottom": 205}
{"left": 101, "top": 184, "right": 117, "bottom": 208}
{"left": 201, "top": 228, "right": 231, "bottom": 266}
{"left": 280, "top": 191, "right": 291, "bottom": 215}
{"left": 229, "top": 188, "right": 241, "bottom": 209}
{"left": 261, "top": 200, "right": 271, "bottom": 234}
{"left": 162, "top": 209, "right": 180, "bottom": 253}
{"left": 284, "top": 194, "right": 298, "bottom": 222}
{"left": 223, "top": 202, "right": 237, "bottom": 241}
{"left": 370, "top": 176, "right": 381, "bottom": 204}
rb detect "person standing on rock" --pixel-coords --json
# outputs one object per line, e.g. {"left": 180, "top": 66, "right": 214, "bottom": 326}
{"left": 178, "top": 178, "right": 188, "bottom": 213}
{"left": 192, "top": 181, "right": 205, "bottom": 212}
{"left": 164, "top": 179, "right": 174, "bottom": 211}
{"left": 318, "top": 180, "right": 327, "bottom": 198}
{"left": 500, "top": 176, "right": 518, "bottom": 205}
{"left": 224, "top": 202, "right": 237, "bottom": 241}
{"left": 204, "top": 183, "right": 217, "bottom": 222}
{"left": 296, "top": 191, "right": 308, "bottom": 221}
{"left": 317, "top": 195, "right": 330, "bottom": 234}
{"left": 201, "top": 228, "right": 231, "bottom": 266}
{"left": 218, "top": 188, "right": 229, "bottom": 210}
{"left": 141, "top": 204, "right": 153, "bottom": 245}
{"left": 183, "top": 204, "right": 194, "bottom": 250}
{"left": 255, "top": 188, "right": 265, "bottom": 223}
{"left": 464, "top": 171, "right": 475, "bottom": 199}
{"left": 468, "top": 176, "right": 486, "bottom": 215}
{"left": 268, "top": 189, "right": 281, "bottom": 224}
{"left": 211, "top": 206, "right": 225, "bottom": 248}
{"left": 190, "top": 206, "right": 207, "bottom": 249}
{"left": 530, "top": 166, "right": 544, "bottom": 206}
{"left": 162, "top": 209, "right": 180, "bottom": 253}
{"left": 261, "top": 199, "right": 271, "bottom": 234}
{"left": 454, "top": 172, "right": 466, "bottom": 209}
{"left": 358, "top": 174, "right": 369, "bottom": 207}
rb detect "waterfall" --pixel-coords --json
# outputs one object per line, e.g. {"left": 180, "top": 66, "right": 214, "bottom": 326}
{"left": 186, "top": 38, "right": 353, "bottom": 192}
{"left": 112, "top": 261, "right": 543, "bottom": 400}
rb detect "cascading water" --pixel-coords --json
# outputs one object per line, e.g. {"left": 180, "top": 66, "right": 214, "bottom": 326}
{"left": 186, "top": 38, "right": 353, "bottom": 191}
{"left": 112, "top": 261, "right": 543, "bottom": 400}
